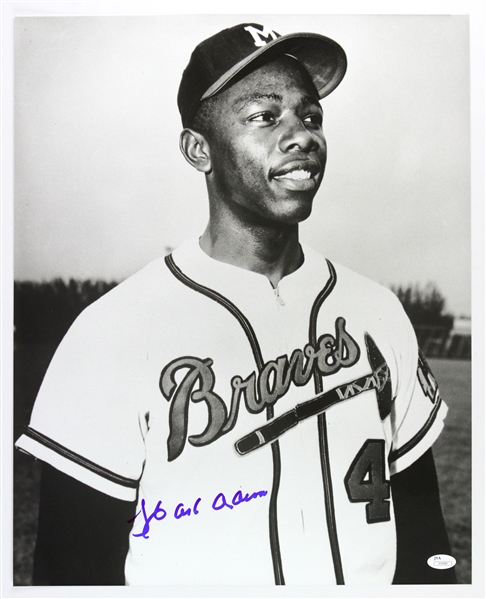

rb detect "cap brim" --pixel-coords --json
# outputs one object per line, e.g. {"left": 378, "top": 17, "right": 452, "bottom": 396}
{"left": 201, "top": 32, "right": 347, "bottom": 101}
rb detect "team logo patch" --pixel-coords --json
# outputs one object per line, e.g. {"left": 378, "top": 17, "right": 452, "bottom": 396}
{"left": 243, "top": 25, "right": 279, "bottom": 47}
{"left": 417, "top": 349, "right": 439, "bottom": 403}
{"left": 160, "top": 317, "right": 360, "bottom": 461}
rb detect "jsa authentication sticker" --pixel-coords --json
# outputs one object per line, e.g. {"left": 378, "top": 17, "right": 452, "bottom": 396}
{"left": 427, "top": 554, "right": 456, "bottom": 570}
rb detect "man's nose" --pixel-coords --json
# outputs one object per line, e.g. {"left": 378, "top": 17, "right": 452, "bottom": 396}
{"left": 277, "top": 116, "right": 319, "bottom": 153}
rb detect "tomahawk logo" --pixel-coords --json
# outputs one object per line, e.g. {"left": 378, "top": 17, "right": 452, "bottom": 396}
{"left": 244, "top": 25, "right": 279, "bottom": 47}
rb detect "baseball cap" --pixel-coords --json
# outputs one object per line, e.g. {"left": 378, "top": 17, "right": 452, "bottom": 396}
{"left": 178, "top": 22, "right": 347, "bottom": 128}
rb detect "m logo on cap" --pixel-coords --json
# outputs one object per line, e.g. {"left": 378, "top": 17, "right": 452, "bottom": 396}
{"left": 243, "top": 25, "right": 279, "bottom": 47}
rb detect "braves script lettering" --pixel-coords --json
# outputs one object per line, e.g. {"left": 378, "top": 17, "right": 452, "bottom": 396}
{"left": 160, "top": 317, "right": 359, "bottom": 461}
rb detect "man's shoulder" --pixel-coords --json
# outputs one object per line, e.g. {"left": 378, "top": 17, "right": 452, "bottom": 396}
{"left": 84, "top": 256, "right": 172, "bottom": 312}
{"left": 68, "top": 239, "right": 205, "bottom": 330}
{"left": 64, "top": 251, "right": 187, "bottom": 342}
{"left": 334, "top": 261, "right": 398, "bottom": 301}
{"left": 304, "top": 245, "right": 401, "bottom": 308}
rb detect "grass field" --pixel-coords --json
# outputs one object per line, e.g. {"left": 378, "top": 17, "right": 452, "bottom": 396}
{"left": 13, "top": 344, "right": 472, "bottom": 585}
{"left": 428, "top": 358, "right": 472, "bottom": 584}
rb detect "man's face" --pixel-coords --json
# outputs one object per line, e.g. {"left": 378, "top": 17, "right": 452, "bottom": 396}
{"left": 204, "top": 56, "right": 327, "bottom": 226}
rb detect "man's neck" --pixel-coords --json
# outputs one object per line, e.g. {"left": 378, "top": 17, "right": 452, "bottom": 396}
{"left": 199, "top": 219, "right": 303, "bottom": 288}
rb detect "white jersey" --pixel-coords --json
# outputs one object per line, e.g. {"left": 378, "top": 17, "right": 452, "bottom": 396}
{"left": 16, "top": 238, "right": 447, "bottom": 585}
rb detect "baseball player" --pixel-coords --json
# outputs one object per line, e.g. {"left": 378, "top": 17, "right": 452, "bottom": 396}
{"left": 16, "top": 22, "right": 455, "bottom": 586}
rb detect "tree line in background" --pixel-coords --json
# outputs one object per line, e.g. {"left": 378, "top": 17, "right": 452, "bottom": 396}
{"left": 14, "top": 278, "right": 455, "bottom": 346}
{"left": 390, "top": 283, "right": 454, "bottom": 331}
{"left": 14, "top": 279, "right": 118, "bottom": 345}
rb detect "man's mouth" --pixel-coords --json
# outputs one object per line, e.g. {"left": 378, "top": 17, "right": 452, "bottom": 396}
{"left": 274, "top": 169, "right": 313, "bottom": 181}
{"left": 271, "top": 162, "right": 320, "bottom": 191}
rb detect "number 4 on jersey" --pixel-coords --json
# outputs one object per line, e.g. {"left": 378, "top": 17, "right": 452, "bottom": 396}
{"left": 344, "top": 439, "right": 391, "bottom": 524}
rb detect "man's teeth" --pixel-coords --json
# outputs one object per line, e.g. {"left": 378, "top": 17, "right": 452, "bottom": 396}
{"left": 275, "top": 169, "right": 312, "bottom": 180}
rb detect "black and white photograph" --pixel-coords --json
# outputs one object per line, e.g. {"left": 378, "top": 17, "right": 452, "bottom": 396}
{"left": 2, "top": 2, "right": 483, "bottom": 597}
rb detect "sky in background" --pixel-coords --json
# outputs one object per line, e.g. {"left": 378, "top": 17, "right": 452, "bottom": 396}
{"left": 14, "top": 12, "right": 471, "bottom": 316}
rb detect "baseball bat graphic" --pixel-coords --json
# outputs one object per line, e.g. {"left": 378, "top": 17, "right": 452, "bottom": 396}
{"left": 235, "top": 334, "right": 392, "bottom": 455}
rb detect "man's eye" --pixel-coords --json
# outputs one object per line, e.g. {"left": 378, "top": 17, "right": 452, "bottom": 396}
{"left": 249, "top": 113, "right": 276, "bottom": 123}
{"left": 304, "top": 114, "right": 323, "bottom": 127}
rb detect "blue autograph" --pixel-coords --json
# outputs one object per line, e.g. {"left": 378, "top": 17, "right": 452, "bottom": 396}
{"left": 211, "top": 489, "right": 268, "bottom": 510}
{"left": 128, "top": 488, "right": 268, "bottom": 539}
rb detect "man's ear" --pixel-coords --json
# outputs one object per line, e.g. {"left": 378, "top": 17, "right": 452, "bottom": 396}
{"left": 179, "top": 128, "right": 212, "bottom": 173}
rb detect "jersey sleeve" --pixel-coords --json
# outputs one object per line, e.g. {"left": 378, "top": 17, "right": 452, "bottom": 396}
{"left": 15, "top": 296, "right": 150, "bottom": 501}
{"left": 387, "top": 300, "right": 448, "bottom": 476}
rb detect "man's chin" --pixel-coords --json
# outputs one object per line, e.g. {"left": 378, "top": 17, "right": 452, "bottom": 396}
{"left": 261, "top": 203, "right": 314, "bottom": 227}
{"left": 277, "top": 197, "right": 315, "bottom": 224}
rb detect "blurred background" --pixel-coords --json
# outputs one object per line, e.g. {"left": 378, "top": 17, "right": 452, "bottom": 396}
{"left": 12, "top": 13, "right": 471, "bottom": 586}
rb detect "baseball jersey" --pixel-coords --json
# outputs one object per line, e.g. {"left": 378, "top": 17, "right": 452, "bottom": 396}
{"left": 16, "top": 238, "right": 448, "bottom": 585}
